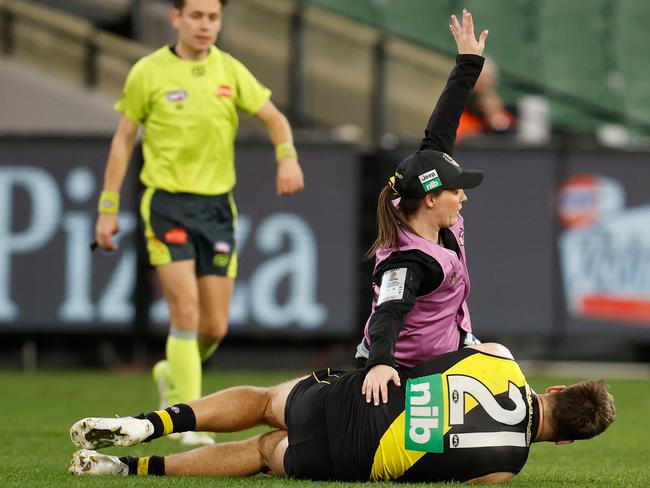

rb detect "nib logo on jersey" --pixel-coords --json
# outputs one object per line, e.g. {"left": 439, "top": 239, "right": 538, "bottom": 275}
{"left": 405, "top": 374, "right": 444, "bottom": 453}
{"left": 558, "top": 175, "right": 650, "bottom": 325}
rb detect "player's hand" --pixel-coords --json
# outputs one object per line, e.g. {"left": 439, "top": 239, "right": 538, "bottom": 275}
{"left": 95, "top": 213, "right": 120, "bottom": 252}
{"left": 276, "top": 157, "right": 305, "bottom": 195}
{"left": 450, "top": 9, "right": 488, "bottom": 56}
{"left": 362, "top": 364, "right": 401, "bottom": 406}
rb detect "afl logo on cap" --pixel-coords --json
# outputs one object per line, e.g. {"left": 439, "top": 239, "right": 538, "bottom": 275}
{"left": 442, "top": 153, "right": 460, "bottom": 167}
{"left": 558, "top": 175, "right": 625, "bottom": 229}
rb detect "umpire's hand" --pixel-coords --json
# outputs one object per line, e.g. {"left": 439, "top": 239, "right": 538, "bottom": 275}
{"left": 276, "top": 157, "right": 304, "bottom": 195}
{"left": 95, "top": 214, "right": 120, "bottom": 252}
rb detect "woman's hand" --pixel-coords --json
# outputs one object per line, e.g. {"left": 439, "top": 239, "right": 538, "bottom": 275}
{"left": 361, "top": 364, "right": 401, "bottom": 406}
{"left": 450, "top": 9, "right": 488, "bottom": 56}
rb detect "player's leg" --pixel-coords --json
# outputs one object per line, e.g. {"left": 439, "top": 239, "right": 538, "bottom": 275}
{"left": 164, "top": 430, "right": 288, "bottom": 477}
{"left": 196, "top": 274, "right": 234, "bottom": 362}
{"left": 155, "top": 261, "right": 219, "bottom": 445}
{"left": 141, "top": 189, "right": 202, "bottom": 409}
{"left": 69, "top": 431, "right": 288, "bottom": 478}
{"left": 195, "top": 191, "right": 238, "bottom": 362}
{"left": 156, "top": 260, "right": 202, "bottom": 405}
{"left": 191, "top": 376, "right": 304, "bottom": 432}
{"left": 70, "top": 377, "right": 304, "bottom": 449}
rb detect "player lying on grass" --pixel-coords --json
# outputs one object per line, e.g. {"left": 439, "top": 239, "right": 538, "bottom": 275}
{"left": 68, "top": 342, "right": 615, "bottom": 483}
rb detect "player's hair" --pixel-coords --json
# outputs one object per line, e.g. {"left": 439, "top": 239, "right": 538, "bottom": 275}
{"left": 363, "top": 186, "right": 440, "bottom": 260}
{"left": 173, "top": 0, "right": 228, "bottom": 9}
{"left": 548, "top": 379, "right": 615, "bottom": 441}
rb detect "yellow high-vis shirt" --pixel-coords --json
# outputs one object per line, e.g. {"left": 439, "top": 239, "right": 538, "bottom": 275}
{"left": 116, "top": 46, "right": 271, "bottom": 195}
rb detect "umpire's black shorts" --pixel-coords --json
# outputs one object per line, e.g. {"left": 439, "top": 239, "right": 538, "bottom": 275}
{"left": 140, "top": 188, "right": 237, "bottom": 276}
{"left": 283, "top": 368, "right": 345, "bottom": 480}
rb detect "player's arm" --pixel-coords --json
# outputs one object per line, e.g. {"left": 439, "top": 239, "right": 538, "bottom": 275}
{"left": 95, "top": 115, "right": 139, "bottom": 251}
{"left": 255, "top": 100, "right": 305, "bottom": 196}
{"left": 419, "top": 9, "right": 487, "bottom": 154}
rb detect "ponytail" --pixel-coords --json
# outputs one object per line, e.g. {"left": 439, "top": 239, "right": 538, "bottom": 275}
{"left": 363, "top": 186, "right": 421, "bottom": 261}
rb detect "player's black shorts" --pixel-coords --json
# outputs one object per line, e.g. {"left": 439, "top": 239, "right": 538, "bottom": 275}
{"left": 284, "top": 367, "right": 406, "bottom": 481}
{"left": 140, "top": 188, "right": 237, "bottom": 277}
{"left": 283, "top": 368, "right": 346, "bottom": 480}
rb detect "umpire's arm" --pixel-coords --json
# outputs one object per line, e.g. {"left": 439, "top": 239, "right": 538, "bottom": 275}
{"left": 95, "top": 115, "right": 139, "bottom": 251}
{"left": 255, "top": 101, "right": 305, "bottom": 196}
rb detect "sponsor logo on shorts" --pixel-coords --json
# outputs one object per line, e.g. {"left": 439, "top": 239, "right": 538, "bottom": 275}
{"left": 166, "top": 90, "right": 188, "bottom": 103}
{"left": 217, "top": 85, "right": 233, "bottom": 97}
{"left": 164, "top": 228, "right": 188, "bottom": 245}
{"left": 214, "top": 241, "right": 231, "bottom": 254}
{"left": 212, "top": 253, "right": 230, "bottom": 268}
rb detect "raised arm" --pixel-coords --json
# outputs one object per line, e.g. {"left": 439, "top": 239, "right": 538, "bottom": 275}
{"left": 420, "top": 9, "right": 488, "bottom": 154}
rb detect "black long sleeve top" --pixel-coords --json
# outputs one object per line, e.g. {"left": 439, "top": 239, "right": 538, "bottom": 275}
{"left": 366, "top": 54, "right": 484, "bottom": 369}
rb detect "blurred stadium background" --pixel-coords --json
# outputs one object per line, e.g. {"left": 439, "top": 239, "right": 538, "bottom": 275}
{"left": 2, "top": 0, "right": 650, "bottom": 373}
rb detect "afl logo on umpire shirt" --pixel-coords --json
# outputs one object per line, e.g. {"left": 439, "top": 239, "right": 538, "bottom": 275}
{"left": 166, "top": 90, "right": 188, "bottom": 103}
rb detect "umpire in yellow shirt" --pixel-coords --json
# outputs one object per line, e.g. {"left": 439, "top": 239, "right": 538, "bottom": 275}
{"left": 94, "top": 0, "right": 304, "bottom": 445}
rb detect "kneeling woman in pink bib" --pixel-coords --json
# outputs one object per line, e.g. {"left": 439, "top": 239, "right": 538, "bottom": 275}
{"left": 356, "top": 10, "right": 488, "bottom": 406}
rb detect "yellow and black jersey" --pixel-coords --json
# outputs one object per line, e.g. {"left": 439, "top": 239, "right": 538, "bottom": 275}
{"left": 306, "top": 348, "right": 538, "bottom": 482}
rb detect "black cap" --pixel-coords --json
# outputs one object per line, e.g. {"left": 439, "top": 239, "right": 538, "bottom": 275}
{"left": 393, "top": 150, "right": 484, "bottom": 198}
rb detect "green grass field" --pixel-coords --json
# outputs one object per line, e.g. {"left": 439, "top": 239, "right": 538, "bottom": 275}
{"left": 1, "top": 369, "right": 648, "bottom": 487}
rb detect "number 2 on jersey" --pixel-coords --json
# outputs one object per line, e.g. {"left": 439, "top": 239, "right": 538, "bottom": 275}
{"left": 446, "top": 375, "right": 527, "bottom": 449}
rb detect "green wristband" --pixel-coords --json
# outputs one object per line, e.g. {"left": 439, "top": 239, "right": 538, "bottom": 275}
{"left": 275, "top": 143, "right": 298, "bottom": 162}
{"left": 98, "top": 191, "right": 120, "bottom": 215}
